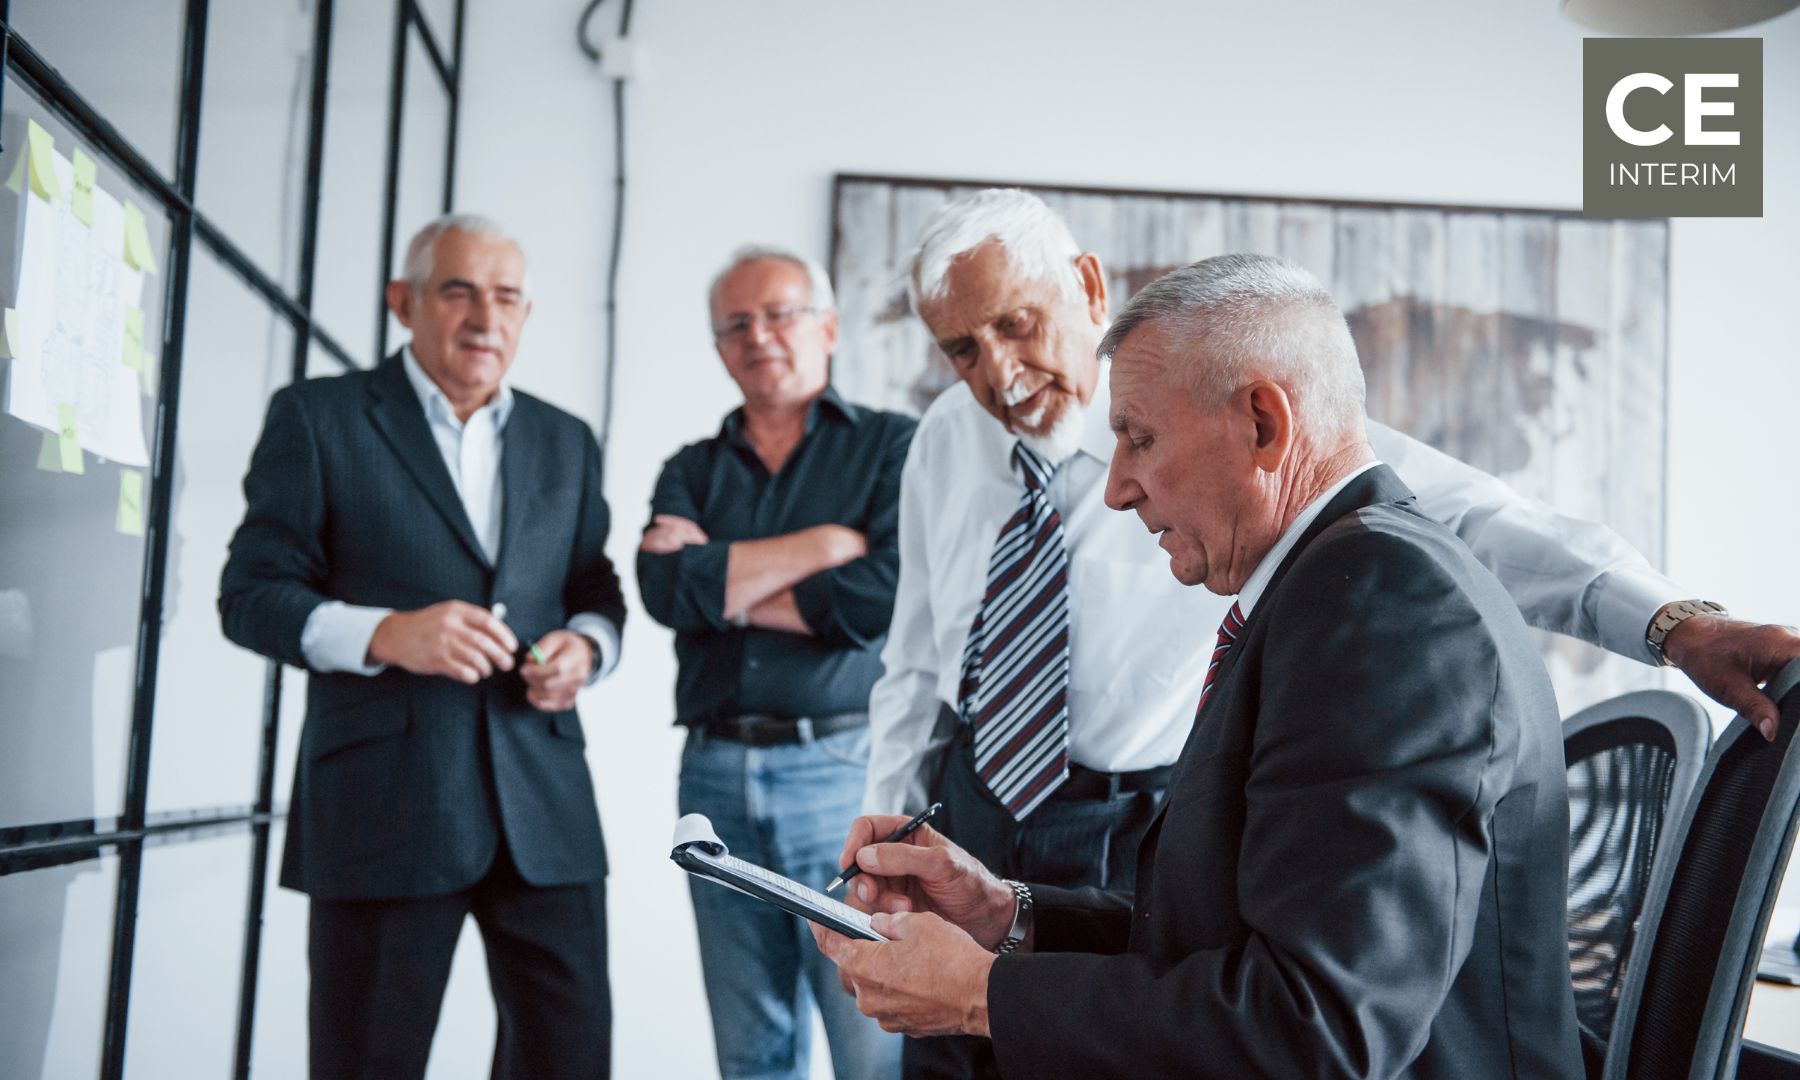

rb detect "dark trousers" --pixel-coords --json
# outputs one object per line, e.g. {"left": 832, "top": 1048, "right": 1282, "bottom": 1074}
{"left": 307, "top": 845, "right": 611, "bottom": 1080}
{"left": 903, "top": 711, "right": 1164, "bottom": 1080}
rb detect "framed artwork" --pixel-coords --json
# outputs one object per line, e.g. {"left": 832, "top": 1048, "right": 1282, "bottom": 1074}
{"left": 829, "top": 174, "right": 1670, "bottom": 710}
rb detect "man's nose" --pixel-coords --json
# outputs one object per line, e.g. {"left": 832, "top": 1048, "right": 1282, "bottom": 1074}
{"left": 1103, "top": 454, "right": 1140, "bottom": 512}
{"left": 977, "top": 342, "right": 1020, "bottom": 393}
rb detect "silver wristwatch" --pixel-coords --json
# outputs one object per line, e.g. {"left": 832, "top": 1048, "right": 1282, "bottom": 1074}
{"left": 1646, "top": 599, "right": 1728, "bottom": 666}
{"left": 995, "top": 880, "right": 1033, "bottom": 955}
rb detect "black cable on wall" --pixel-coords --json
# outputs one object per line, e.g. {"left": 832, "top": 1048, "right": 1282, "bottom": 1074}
{"left": 576, "top": 0, "right": 634, "bottom": 478}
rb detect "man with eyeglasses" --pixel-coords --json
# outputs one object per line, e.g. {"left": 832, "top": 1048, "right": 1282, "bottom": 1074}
{"left": 637, "top": 246, "right": 916, "bottom": 1080}
{"left": 220, "top": 215, "right": 624, "bottom": 1078}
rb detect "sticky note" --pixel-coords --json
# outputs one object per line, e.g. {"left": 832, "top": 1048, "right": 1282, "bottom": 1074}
{"left": 57, "top": 404, "right": 84, "bottom": 474}
{"left": 26, "top": 119, "right": 61, "bottom": 203}
{"left": 123, "top": 202, "right": 158, "bottom": 274}
{"left": 122, "top": 306, "right": 144, "bottom": 369}
{"left": 35, "top": 431, "right": 61, "bottom": 473}
{"left": 139, "top": 352, "right": 157, "bottom": 397}
{"left": 71, "top": 148, "right": 97, "bottom": 227}
{"left": 1, "top": 308, "right": 18, "bottom": 359}
{"left": 117, "top": 470, "right": 146, "bottom": 536}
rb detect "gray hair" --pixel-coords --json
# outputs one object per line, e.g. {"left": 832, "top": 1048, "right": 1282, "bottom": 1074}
{"left": 906, "top": 189, "right": 1083, "bottom": 313}
{"left": 403, "top": 213, "right": 525, "bottom": 291}
{"left": 708, "top": 245, "right": 837, "bottom": 319}
{"left": 1099, "top": 254, "right": 1366, "bottom": 436}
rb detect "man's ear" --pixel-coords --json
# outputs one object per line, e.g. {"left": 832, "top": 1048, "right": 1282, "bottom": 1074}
{"left": 1073, "top": 252, "right": 1108, "bottom": 325}
{"left": 1244, "top": 381, "right": 1294, "bottom": 472}
{"left": 385, "top": 280, "right": 414, "bottom": 329}
{"left": 818, "top": 307, "right": 841, "bottom": 354}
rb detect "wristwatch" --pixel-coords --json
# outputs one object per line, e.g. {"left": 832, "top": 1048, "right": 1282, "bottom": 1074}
{"left": 1645, "top": 599, "right": 1728, "bottom": 666}
{"left": 994, "top": 880, "right": 1033, "bottom": 955}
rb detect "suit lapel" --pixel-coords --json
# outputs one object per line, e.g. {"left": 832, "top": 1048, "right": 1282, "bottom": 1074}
{"left": 1141, "top": 464, "right": 1420, "bottom": 841}
{"left": 495, "top": 397, "right": 547, "bottom": 576}
{"left": 366, "top": 353, "right": 491, "bottom": 568}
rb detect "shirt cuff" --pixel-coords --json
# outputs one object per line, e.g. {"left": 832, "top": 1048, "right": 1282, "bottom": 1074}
{"left": 1591, "top": 565, "right": 1686, "bottom": 667}
{"left": 299, "top": 601, "right": 393, "bottom": 675}
{"left": 567, "top": 613, "right": 621, "bottom": 683}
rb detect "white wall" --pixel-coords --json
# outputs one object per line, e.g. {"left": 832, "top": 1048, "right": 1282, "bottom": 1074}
{"left": 451, "top": 3, "right": 1800, "bottom": 1077}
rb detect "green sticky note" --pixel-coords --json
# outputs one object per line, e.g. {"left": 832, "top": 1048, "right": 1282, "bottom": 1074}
{"left": 71, "top": 148, "right": 97, "bottom": 227}
{"left": 26, "top": 119, "right": 61, "bottom": 203}
{"left": 1, "top": 308, "right": 18, "bottom": 359}
{"left": 117, "top": 469, "right": 146, "bottom": 536}
{"left": 35, "top": 431, "right": 61, "bottom": 473}
{"left": 122, "top": 306, "right": 144, "bottom": 369}
{"left": 57, "top": 404, "right": 84, "bottom": 474}
{"left": 123, "top": 201, "right": 157, "bottom": 274}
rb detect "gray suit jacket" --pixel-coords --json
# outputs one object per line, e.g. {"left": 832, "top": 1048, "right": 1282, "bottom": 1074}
{"left": 218, "top": 354, "right": 625, "bottom": 901}
{"left": 988, "top": 465, "right": 1582, "bottom": 1079}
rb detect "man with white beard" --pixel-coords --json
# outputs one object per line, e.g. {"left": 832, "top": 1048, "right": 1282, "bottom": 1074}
{"left": 864, "top": 187, "right": 1800, "bottom": 1080}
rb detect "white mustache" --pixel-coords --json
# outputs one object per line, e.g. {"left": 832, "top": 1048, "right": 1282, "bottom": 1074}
{"left": 459, "top": 335, "right": 503, "bottom": 351}
{"left": 1000, "top": 377, "right": 1046, "bottom": 406}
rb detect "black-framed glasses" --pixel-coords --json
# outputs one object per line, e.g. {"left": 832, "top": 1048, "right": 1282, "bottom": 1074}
{"left": 713, "top": 305, "right": 817, "bottom": 343}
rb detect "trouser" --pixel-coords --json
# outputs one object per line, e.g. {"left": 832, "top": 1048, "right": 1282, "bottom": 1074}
{"left": 903, "top": 709, "right": 1165, "bottom": 1080}
{"left": 307, "top": 844, "right": 610, "bottom": 1080}
{"left": 680, "top": 722, "right": 902, "bottom": 1080}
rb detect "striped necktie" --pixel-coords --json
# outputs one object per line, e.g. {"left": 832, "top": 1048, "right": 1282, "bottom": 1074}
{"left": 959, "top": 443, "right": 1071, "bottom": 820}
{"left": 1196, "top": 601, "right": 1246, "bottom": 718}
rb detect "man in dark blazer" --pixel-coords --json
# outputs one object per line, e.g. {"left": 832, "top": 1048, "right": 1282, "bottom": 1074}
{"left": 812, "top": 254, "right": 1583, "bottom": 1078}
{"left": 220, "top": 215, "right": 624, "bottom": 1080}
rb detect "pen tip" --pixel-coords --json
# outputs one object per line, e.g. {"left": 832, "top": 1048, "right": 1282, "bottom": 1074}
{"left": 825, "top": 876, "right": 842, "bottom": 893}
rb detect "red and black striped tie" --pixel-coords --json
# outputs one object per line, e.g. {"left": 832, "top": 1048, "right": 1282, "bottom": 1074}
{"left": 959, "top": 443, "right": 1070, "bottom": 820}
{"left": 1196, "top": 601, "right": 1246, "bottom": 719}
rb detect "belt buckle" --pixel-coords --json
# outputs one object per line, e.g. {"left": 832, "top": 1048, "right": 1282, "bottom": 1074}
{"left": 793, "top": 717, "right": 814, "bottom": 744}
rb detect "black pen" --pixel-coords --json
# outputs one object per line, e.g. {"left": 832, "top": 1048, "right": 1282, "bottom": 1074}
{"left": 826, "top": 802, "right": 942, "bottom": 893}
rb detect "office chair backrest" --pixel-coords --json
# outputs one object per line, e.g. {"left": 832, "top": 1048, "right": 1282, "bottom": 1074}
{"left": 1563, "top": 690, "right": 1712, "bottom": 1063}
{"left": 1603, "top": 657, "right": 1800, "bottom": 1080}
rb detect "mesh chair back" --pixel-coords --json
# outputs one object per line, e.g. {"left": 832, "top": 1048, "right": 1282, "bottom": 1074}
{"left": 1604, "top": 658, "right": 1800, "bottom": 1080}
{"left": 1563, "top": 691, "right": 1710, "bottom": 1057}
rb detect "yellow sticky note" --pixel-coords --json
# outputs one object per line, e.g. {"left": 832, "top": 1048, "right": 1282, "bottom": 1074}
{"left": 26, "top": 119, "right": 61, "bottom": 203}
{"left": 139, "top": 352, "right": 157, "bottom": 397}
{"left": 57, "top": 404, "right": 84, "bottom": 474}
{"left": 117, "top": 470, "right": 146, "bottom": 536}
{"left": 35, "top": 431, "right": 62, "bottom": 473}
{"left": 71, "top": 148, "right": 97, "bottom": 227}
{"left": 123, "top": 201, "right": 158, "bottom": 274}
{"left": 122, "top": 306, "right": 144, "bottom": 369}
{"left": 1, "top": 308, "right": 18, "bottom": 359}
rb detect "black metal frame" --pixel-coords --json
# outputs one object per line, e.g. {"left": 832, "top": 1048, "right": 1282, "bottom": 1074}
{"left": 0, "top": 2, "right": 465, "bottom": 1076}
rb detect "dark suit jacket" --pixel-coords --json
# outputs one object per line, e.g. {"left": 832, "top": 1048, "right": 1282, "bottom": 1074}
{"left": 987, "top": 465, "right": 1581, "bottom": 1079}
{"left": 218, "top": 353, "right": 626, "bottom": 902}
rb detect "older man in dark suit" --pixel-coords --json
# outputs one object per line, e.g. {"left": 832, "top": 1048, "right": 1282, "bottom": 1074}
{"left": 219, "top": 215, "right": 623, "bottom": 1080}
{"left": 813, "top": 254, "right": 1583, "bottom": 1078}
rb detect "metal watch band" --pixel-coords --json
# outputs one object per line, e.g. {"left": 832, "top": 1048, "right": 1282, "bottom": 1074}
{"left": 995, "top": 880, "right": 1033, "bottom": 955}
{"left": 1645, "top": 599, "right": 1728, "bottom": 666}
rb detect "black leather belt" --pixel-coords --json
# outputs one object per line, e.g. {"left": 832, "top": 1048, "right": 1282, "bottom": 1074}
{"left": 1052, "top": 761, "right": 1173, "bottom": 801}
{"left": 701, "top": 712, "right": 868, "bottom": 747}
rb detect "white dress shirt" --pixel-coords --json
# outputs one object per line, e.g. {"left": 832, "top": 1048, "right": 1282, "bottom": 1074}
{"left": 298, "top": 347, "right": 619, "bottom": 678}
{"left": 863, "top": 365, "right": 1684, "bottom": 814}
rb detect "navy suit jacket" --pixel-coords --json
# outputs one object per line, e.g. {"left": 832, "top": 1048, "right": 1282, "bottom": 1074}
{"left": 219, "top": 353, "right": 625, "bottom": 901}
{"left": 987, "top": 465, "right": 1582, "bottom": 1079}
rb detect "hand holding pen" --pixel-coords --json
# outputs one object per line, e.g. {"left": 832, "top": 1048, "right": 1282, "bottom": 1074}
{"left": 827, "top": 803, "right": 942, "bottom": 892}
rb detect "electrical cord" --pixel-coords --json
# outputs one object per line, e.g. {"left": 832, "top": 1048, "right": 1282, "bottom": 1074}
{"left": 576, "top": 0, "right": 635, "bottom": 475}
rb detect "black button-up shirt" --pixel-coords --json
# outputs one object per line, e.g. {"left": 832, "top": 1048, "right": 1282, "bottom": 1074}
{"left": 637, "top": 387, "right": 917, "bottom": 726}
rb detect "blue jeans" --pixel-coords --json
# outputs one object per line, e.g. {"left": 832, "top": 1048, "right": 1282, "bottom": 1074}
{"left": 679, "top": 725, "right": 901, "bottom": 1080}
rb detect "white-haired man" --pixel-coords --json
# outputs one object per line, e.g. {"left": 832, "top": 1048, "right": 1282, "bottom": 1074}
{"left": 816, "top": 254, "right": 1586, "bottom": 1078}
{"left": 221, "top": 215, "right": 623, "bottom": 1078}
{"left": 862, "top": 188, "right": 1800, "bottom": 1079}
{"left": 638, "top": 247, "right": 915, "bottom": 1080}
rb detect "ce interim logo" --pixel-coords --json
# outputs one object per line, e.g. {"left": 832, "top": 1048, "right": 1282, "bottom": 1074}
{"left": 1584, "top": 38, "right": 1762, "bottom": 217}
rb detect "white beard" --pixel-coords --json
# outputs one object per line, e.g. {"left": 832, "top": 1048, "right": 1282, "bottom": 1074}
{"left": 1017, "top": 400, "right": 1085, "bottom": 465}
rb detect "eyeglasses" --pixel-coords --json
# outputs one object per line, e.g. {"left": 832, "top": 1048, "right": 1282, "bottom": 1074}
{"left": 713, "top": 305, "right": 817, "bottom": 343}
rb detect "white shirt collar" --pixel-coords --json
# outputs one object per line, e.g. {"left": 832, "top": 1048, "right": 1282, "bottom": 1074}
{"left": 402, "top": 344, "right": 515, "bottom": 430}
{"left": 1235, "top": 461, "right": 1382, "bottom": 618}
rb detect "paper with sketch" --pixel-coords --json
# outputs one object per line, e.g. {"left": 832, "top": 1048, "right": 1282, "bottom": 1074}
{"left": 671, "top": 813, "right": 886, "bottom": 942}
{"left": 6, "top": 145, "right": 150, "bottom": 466}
